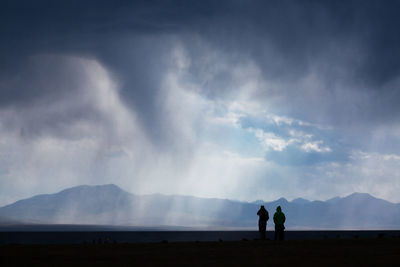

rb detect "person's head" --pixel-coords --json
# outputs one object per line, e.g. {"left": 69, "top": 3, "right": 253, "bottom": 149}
{"left": 276, "top": 206, "right": 282, "bottom": 212}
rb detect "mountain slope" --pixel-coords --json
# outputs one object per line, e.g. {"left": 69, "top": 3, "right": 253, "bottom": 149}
{"left": 0, "top": 185, "right": 256, "bottom": 227}
{"left": 0, "top": 184, "right": 135, "bottom": 224}
{"left": 0, "top": 185, "right": 399, "bottom": 229}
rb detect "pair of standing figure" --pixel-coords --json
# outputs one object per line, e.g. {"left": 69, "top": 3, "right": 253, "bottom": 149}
{"left": 257, "top": 205, "right": 286, "bottom": 240}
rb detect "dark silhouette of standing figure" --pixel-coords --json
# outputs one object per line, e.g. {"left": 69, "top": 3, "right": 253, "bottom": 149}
{"left": 273, "top": 206, "right": 286, "bottom": 241}
{"left": 257, "top": 205, "right": 269, "bottom": 240}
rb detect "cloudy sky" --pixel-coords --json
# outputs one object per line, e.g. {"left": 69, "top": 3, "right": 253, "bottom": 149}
{"left": 1, "top": 0, "right": 400, "bottom": 206}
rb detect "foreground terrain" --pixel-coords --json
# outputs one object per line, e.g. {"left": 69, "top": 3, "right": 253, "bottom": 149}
{"left": 1, "top": 238, "right": 399, "bottom": 266}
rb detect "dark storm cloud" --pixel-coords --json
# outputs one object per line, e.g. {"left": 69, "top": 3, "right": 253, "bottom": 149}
{"left": 2, "top": 0, "right": 400, "bottom": 141}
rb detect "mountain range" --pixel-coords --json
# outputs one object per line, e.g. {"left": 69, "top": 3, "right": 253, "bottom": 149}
{"left": 0, "top": 184, "right": 399, "bottom": 229}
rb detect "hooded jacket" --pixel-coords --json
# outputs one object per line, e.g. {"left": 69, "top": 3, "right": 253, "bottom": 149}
{"left": 273, "top": 206, "right": 286, "bottom": 226}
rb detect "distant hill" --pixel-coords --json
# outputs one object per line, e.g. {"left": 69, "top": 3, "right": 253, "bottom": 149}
{"left": 291, "top": 198, "right": 311, "bottom": 204}
{"left": 0, "top": 184, "right": 399, "bottom": 229}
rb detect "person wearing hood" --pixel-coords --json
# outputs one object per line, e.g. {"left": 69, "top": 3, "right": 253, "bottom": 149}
{"left": 273, "top": 206, "right": 286, "bottom": 241}
{"left": 257, "top": 205, "right": 269, "bottom": 240}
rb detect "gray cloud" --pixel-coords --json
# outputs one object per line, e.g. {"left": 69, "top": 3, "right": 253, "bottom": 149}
{"left": 1, "top": 0, "right": 400, "bottom": 204}
{"left": 3, "top": 1, "right": 400, "bottom": 127}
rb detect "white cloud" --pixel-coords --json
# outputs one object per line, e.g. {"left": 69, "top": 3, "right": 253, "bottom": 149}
{"left": 301, "top": 141, "right": 331, "bottom": 153}
{"left": 252, "top": 130, "right": 292, "bottom": 151}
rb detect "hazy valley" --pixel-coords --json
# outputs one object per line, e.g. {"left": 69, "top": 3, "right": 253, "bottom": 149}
{"left": 0, "top": 184, "right": 399, "bottom": 230}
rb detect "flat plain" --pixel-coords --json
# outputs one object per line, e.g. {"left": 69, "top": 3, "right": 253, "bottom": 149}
{"left": 1, "top": 238, "right": 400, "bottom": 266}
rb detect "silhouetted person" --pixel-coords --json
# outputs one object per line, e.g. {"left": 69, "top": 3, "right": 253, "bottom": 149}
{"left": 273, "top": 206, "right": 286, "bottom": 241}
{"left": 257, "top": 205, "right": 269, "bottom": 240}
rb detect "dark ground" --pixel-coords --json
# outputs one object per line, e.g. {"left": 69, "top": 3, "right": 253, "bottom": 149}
{"left": 1, "top": 238, "right": 399, "bottom": 266}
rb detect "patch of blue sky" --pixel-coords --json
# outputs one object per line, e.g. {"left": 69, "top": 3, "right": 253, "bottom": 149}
{"left": 239, "top": 114, "right": 328, "bottom": 139}
{"left": 238, "top": 113, "right": 350, "bottom": 165}
{"left": 265, "top": 144, "right": 349, "bottom": 166}
{"left": 203, "top": 123, "right": 264, "bottom": 158}
{"left": 239, "top": 116, "right": 289, "bottom": 138}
